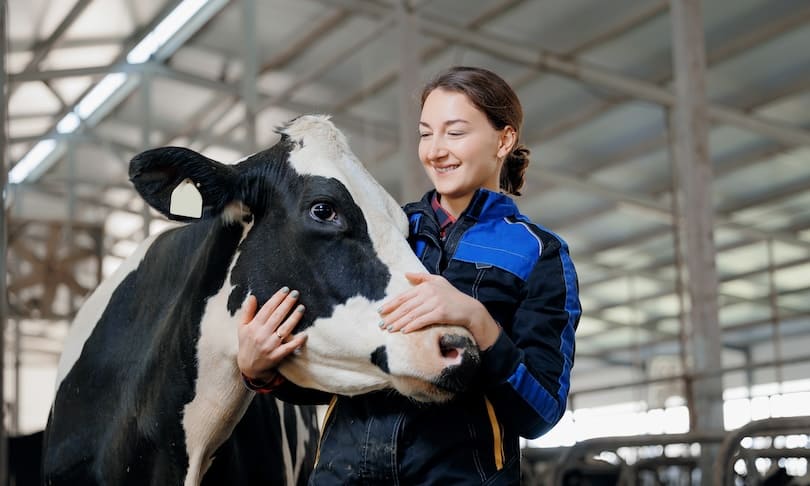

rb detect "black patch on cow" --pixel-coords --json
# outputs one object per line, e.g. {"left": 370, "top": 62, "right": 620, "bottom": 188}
{"left": 434, "top": 335, "right": 480, "bottom": 393}
{"left": 370, "top": 346, "right": 389, "bottom": 374}
{"left": 44, "top": 218, "right": 246, "bottom": 485}
{"left": 204, "top": 399, "right": 319, "bottom": 486}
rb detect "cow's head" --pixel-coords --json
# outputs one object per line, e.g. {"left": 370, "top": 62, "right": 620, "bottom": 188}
{"left": 129, "top": 115, "right": 479, "bottom": 402}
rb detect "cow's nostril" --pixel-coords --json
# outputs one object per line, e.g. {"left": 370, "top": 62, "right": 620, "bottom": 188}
{"left": 438, "top": 334, "right": 477, "bottom": 367}
{"left": 439, "top": 337, "right": 461, "bottom": 361}
{"left": 441, "top": 346, "right": 459, "bottom": 360}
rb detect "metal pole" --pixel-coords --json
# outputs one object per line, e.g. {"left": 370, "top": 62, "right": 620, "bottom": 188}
{"left": 668, "top": 1, "right": 723, "bottom": 483}
{"left": 666, "top": 107, "right": 697, "bottom": 430}
{"left": 141, "top": 70, "right": 153, "bottom": 238}
{"left": 241, "top": 0, "right": 258, "bottom": 153}
{"left": 12, "top": 318, "right": 20, "bottom": 433}
{"left": 396, "top": 0, "right": 428, "bottom": 202}
{"left": 0, "top": 1, "right": 9, "bottom": 482}
{"left": 766, "top": 239, "right": 784, "bottom": 388}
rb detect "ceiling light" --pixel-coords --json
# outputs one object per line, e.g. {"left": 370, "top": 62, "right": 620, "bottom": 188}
{"left": 8, "top": 0, "right": 225, "bottom": 185}
{"left": 8, "top": 140, "right": 57, "bottom": 184}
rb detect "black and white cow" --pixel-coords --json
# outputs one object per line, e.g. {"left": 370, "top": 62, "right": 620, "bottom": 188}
{"left": 44, "top": 115, "right": 479, "bottom": 486}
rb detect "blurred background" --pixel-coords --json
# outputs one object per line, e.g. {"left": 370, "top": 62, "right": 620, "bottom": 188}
{"left": 3, "top": 0, "right": 810, "bottom": 484}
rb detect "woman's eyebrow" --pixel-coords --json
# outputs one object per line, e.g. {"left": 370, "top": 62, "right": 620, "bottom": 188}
{"left": 418, "top": 119, "right": 470, "bottom": 128}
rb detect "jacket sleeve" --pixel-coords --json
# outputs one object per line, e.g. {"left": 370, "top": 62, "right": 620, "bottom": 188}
{"left": 242, "top": 372, "right": 334, "bottom": 405}
{"left": 269, "top": 379, "right": 335, "bottom": 405}
{"left": 477, "top": 237, "right": 581, "bottom": 439}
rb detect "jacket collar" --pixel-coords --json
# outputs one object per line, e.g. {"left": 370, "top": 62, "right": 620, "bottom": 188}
{"left": 407, "top": 189, "right": 518, "bottom": 223}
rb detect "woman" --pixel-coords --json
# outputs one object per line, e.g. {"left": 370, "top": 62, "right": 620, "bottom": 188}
{"left": 238, "top": 66, "right": 581, "bottom": 484}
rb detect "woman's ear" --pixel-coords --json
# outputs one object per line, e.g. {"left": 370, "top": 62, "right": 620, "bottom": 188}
{"left": 496, "top": 126, "right": 517, "bottom": 160}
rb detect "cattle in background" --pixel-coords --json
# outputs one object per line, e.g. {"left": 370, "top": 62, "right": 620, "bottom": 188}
{"left": 43, "top": 115, "right": 480, "bottom": 486}
{"left": 8, "top": 431, "right": 43, "bottom": 486}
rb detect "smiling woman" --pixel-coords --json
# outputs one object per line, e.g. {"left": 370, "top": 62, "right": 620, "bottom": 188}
{"left": 238, "top": 67, "right": 581, "bottom": 485}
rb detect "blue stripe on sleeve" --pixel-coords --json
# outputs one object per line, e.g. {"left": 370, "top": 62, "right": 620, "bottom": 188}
{"left": 506, "top": 232, "right": 580, "bottom": 426}
{"left": 555, "top": 244, "right": 580, "bottom": 410}
{"left": 507, "top": 363, "right": 558, "bottom": 424}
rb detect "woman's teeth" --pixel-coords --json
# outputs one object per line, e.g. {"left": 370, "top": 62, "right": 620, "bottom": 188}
{"left": 436, "top": 165, "right": 459, "bottom": 173}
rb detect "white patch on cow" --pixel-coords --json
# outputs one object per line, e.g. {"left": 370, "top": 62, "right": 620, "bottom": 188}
{"left": 220, "top": 201, "right": 250, "bottom": 225}
{"left": 275, "top": 400, "right": 311, "bottom": 485}
{"left": 182, "top": 219, "right": 254, "bottom": 486}
{"left": 55, "top": 233, "right": 162, "bottom": 390}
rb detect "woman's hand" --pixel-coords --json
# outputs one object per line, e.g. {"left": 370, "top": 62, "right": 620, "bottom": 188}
{"left": 378, "top": 273, "right": 501, "bottom": 350}
{"left": 237, "top": 287, "right": 308, "bottom": 383}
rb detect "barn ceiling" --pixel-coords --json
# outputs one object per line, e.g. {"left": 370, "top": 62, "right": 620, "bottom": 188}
{"left": 5, "top": 0, "right": 810, "bottom": 408}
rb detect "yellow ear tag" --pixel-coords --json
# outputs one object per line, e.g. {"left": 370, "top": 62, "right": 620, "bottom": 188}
{"left": 169, "top": 179, "right": 203, "bottom": 218}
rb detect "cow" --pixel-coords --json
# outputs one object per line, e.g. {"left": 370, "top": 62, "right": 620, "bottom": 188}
{"left": 43, "top": 115, "right": 480, "bottom": 486}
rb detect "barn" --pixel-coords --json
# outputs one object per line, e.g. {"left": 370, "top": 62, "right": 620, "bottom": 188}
{"left": 3, "top": 1, "right": 810, "bottom": 484}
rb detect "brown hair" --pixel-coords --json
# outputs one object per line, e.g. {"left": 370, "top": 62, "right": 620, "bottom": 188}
{"left": 420, "top": 66, "right": 530, "bottom": 196}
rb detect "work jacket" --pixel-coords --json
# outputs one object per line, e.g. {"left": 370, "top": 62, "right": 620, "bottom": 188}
{"left": 276, "top": 189, "right": 581, "bottom": 485}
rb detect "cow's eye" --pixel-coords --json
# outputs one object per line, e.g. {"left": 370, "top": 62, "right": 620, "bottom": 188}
{"left": 310, "top": 202, "right": 339, "bottom": 223}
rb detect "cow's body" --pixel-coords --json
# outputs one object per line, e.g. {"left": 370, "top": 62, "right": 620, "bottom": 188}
{"left": 44, "top": 115, "right": 479, "bottom": 485}
{"left": 45, "top": 208, "right": 318, "bottom": 486}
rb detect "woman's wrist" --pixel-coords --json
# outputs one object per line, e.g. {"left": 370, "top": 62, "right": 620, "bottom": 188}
{"left": 469, "top": 300, "right": 501, "bottom": 350}
{"left": 241, "top": 368, "right": 285, "bottom": 393}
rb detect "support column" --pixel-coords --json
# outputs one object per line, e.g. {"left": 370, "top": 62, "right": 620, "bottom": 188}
{"left": 668, "top": 1, "right": 724, "bottom": 483}
{"left": 241, "top": 0, "right": 258, "bottom": 153}
{"left": 396, "top": 1, "right": 429, "bottom": 202}
{"left": 0, "top": 1, "right": 9, "bottom": 482}
{"left": 141, "top": 71, "right": 153, "bottom": 238}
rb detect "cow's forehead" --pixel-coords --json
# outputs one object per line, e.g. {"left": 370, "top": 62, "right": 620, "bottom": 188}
{"left": 278, "top": 115, "right": 408, "bottom": 235}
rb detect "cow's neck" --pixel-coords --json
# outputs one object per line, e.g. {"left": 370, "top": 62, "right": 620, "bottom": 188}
{"left": 174, "top": 216, "right": 259, "bottom": 485}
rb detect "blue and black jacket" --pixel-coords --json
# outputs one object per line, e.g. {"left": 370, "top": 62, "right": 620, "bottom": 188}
{"left": 302, "top": 189, "right": 581, "bottom": 485}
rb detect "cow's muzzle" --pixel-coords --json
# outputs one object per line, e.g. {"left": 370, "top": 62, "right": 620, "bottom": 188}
{"left": 433, "top": 333, "right": 480, "bottom": 393}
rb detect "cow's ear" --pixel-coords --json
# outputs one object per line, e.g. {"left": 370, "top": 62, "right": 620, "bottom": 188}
{"left": 129, "top": 147, "right": 240, "bottom": 221}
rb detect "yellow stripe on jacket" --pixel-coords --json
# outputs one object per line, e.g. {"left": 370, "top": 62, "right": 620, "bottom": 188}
{"left": 314, "top": 395, "right": 339, "bottom": 467}
{"left": 484, "top": 397, "right": 504, "bottom": 470}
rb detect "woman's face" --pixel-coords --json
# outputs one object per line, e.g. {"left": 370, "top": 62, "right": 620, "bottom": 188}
{"left": 418, "top": 88, "right": 514, "bottom": 212}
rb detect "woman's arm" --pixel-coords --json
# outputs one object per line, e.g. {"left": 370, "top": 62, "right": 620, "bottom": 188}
{"left": 480, "top": 238, "right": 580, "bottom": 438}
{"left": 378, "top": 238, "right": 580, "bottom": 439}
{"left": 378, "top": 272, "right": 501, "bottom": 349}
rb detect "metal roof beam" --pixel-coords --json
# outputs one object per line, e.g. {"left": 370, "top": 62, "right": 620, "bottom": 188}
{"left": 9, "top": 0, "right": 94, "bottom": 97}
{"left": 529, "top": 5, "right": 810, "bottom": 147}
{"left": 524, "top": 167, "right": 810, "bottom": 250}
{"left": 423, "top": 16, "right": 810, "bottom": 147}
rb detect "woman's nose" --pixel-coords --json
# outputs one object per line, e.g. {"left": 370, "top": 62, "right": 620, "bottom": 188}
{"left": 427, "top": 138, "right": 447, "bottom": 160}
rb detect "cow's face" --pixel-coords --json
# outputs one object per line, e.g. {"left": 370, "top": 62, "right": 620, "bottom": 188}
{"left": 130, "top": 115, "right": 479, "bottom": 402}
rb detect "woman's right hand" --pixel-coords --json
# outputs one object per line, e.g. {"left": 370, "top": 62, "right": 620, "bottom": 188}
{"left": 237, "top": 287, "right": 308, "bottom": 383}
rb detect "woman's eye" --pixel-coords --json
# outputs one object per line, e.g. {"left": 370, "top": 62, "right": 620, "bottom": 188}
{"left": 448, "top": 131, "right": 465, "bottom": 136}
{"left": 419, "top": 133, "right": 431, "bottom": 138}
{"left": 310, "top": 202, "right": 339, "bottom": 223}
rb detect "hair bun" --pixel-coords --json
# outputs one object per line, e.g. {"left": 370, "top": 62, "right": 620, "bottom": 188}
{"left": 500, "top": 144, "right": 530, "bottom": 196}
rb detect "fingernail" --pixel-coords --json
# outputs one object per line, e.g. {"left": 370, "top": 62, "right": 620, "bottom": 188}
{"left": 280, "top": 286, "right": 290, "bottom": 294}
{"left": 378, "top": 320, "right": 386, "bottom": 329}
{"left": 290, "top": 290, "right": 299, "bottom": 298}
{"left": 387, "top": 325, "right": 395, "bottom": 332}
{"left": 376, "top": 306, "right": 383, "bottom": 314}
{"left": 296, "top": 305, "right": 305, "bottom": 313}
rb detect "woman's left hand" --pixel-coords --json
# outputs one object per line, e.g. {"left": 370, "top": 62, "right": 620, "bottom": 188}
{"left": 378, "top": 272, "right": 501, "bottom": 349}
